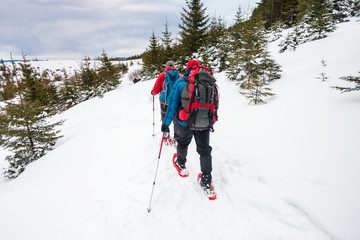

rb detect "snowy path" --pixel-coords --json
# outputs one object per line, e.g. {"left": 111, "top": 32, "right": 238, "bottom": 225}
{"left": 0, "top": 76, "right": 333, "bottom": 240}
{"left": 64, "top": 76, "right": 334, "bottom": 240}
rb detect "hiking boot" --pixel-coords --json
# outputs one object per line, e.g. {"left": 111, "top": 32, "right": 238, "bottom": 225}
{"left": 197, "top": 173, "right": 216, "bottom": 200}
{"left": 175, "top": 159, "right": 186, "bottom": 171}
{"left": 200, "top": 173, "right": 212, "bottom": 190}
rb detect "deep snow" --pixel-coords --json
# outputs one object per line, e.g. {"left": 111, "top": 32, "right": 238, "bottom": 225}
{"left": 0, "top": 18, "right": 360, "bottom": 240}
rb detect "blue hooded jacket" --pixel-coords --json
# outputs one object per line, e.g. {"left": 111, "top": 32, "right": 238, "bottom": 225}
{"left": 163, "top": 67, "right": 193, "bottom": 127}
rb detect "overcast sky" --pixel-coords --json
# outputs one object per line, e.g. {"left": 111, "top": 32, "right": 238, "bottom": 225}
{"left": 0, "top": 0, "right": 258, "bottom": 60}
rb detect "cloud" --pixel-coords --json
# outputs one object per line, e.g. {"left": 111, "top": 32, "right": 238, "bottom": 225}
{"left": 0, "top": 0, "right": 258, "bottom": 60}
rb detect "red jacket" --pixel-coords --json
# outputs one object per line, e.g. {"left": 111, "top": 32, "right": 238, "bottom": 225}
{"left": 151, "top": 66, "right": 178, "bottom": 95}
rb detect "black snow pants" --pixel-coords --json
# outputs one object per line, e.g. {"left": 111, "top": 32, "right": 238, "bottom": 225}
{"left": 160, "top": 103, "right": 167, "bottom": 122}
{"left": 174, "top": 124, "right": 212, "bottom": 175}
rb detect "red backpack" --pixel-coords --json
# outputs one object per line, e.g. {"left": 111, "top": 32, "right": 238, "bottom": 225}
{"left": 178, "top": 64, "right": 219, "bottom": 131}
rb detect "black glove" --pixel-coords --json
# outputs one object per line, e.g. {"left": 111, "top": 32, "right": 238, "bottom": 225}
{"left": 161, "top": 123, "right": 169, "bottom": 133}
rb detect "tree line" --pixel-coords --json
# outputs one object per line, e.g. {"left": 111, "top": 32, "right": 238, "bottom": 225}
{"left": 142, "top": 0, "right": 359, "bottom": 103}
{"left": 0, "top": 51, "right": 128, "bottom": 178}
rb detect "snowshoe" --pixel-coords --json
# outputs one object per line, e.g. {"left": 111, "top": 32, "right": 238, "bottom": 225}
{"left": 197, "top": 173, "right": 217, "bottom": 200}
{"left": 172, "top": 153, "right": 189, "bottom": 177}
{"left": 164, "top": 137, "right": 175, "bottom": 146}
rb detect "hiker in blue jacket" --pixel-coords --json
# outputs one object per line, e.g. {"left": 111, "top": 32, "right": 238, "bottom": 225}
{"left": 161, "top": 59, "right": 213, "bottom": 191}
{"left": 151, "top": 61, "right": 180, "bottom": 141}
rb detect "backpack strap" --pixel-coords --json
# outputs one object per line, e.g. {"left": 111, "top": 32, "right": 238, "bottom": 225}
{"left": 182, "top": 75, "right": 196, "bottom": 114}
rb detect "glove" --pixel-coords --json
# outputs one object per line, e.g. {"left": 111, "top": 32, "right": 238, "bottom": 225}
{"left": 151, "top": 89, "right": 154, "bottom": 95}
{"left": 161, "top": 123, "right": 169, "bottom": 133}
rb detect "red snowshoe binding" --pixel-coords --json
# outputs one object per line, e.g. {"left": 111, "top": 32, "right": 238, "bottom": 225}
{"left": 172, "top": 153, "right": 189, "bottom": 177}
{"left": 197, "top": 173, "right": 217, "bottom": 200}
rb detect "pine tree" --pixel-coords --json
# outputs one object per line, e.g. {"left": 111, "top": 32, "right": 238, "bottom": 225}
{"left": 234, "top": 5, "right": 246, "bottom": 25}
{"left": 17, "top": 56, "right": 59, "bottom": 112}
{"left": 240, "top": 51, "right": 278, "bottom": 104}
{"left": 332, "top": 72, "right": 360, "bottom": 93}
{"left": 142, "top": 32, "right": 162, "bottom": 79}
{"left": 58, "top": 68, "right": 80, "bottom": 110}
{"left": 331, "top": 0, "right": 351, "bottom": 22}
{"left": 77, "top": 56, "right": 99, "bottom": 99}
{"left": 278, "top": 0, "right": 336, "bottom": 52}
{"left": 39, "top": 69, "right": 60, "bottom": 112}
{"left": 172, "top": 41, "right": 188, "bottom": 72}
{"left": 269, "top": 20, "right": 285, "bottom": 42}
{"left": 306, "top": 0, "right": 336, "bottom": 40}
{"left": 161, "top": 18, "right": 174, "bottom": 62}
{"left": 215, "top": 28, "right": 230, "bottom": 72}
{"left": 227, "top": 16, "right": 267, "bottom": 84}
{"left": 227, "top": 15, "right": 279, "bottom": 104}
{"left": 97, "top": 50, "right": 121, "bottom": 93}
{"left": 348, "top": 0, "right": 360, "bottom": 17}
{"left": 198, "top": 15, "right": 227, "bottom": 71}
{"left": 259, "top": 51, "right": 282, "bottom": 82}
{"left": 179, "top": 0, "right": 210, "bottom": 57}
{"left": 0, "top": 56, "right": 63, "bottom": 179}
{"left": 227, "top": 15, "right": 247, "bottom": 80}
{"left": 251, "top": 0, "right": 300, "bottom": 28}
{"left": 278, "top": 22, "right": 308, "bottom": 52}
{"left": 281, "top": 0, "right": 298, "bottom": 26}
{"left": 0, "top": 60, "right": 17, "bottom": 101}
{"left": 240, "top": 78, "right": 275, "bottom": 104}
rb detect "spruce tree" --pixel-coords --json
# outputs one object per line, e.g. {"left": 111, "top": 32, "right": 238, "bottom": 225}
{"left": 198, "top": 15, "right": 227, "bottom": 71}
{"left": 251, "top": 0, "right": 300, "bottom": 28}
{"left": 97, "top": 50, "right": 121, "bottom": 93}
{"left": 259, "top": 51, "right": 282, "bottom": 82}
{"left": 269, "top": 20, "right": 285, "bottom": 42}
{"left": 332, "top": 0, "right": 350, "bottom": 22}
{"left": 240, "top": 78, "right": 275, "bottom": 104}
{"left": 0, "top": 57, "right": 63, "bottom": 179}
{"left": 142, "top": 32, "right": 162, "bottom": 79}
{"left": 17, "top": 56, "right": 59, "bottom": 112}
{"left": 281, "top": 0, "right": 298, "bottom": 26}
{"left": 234, "top": 5, "right": 246, "bottom": 25}
{"left": 278, "top": 22, "right": 308, "bottom": 52}
{"left": 227, "top": 16, "right": 246, "bottom": 81}
{"left": 161, "top": 18, "right": 174, "bottom": 62}
{"left": 0, "top": 60, "right": 17, "bottom": 101}
{"left": 279, "top": 0, "right": 336, "bottom": 52}
{"left": 240, "top": 51, "right": 278, "bottom": 104}
{"left": 172, "top": 41, "right": 188, "bottom": 72}
{"left": 349, "top": 0, "right": 360, "bottom": 17}
{"left": 179, "top": 0, "right": 210, "bottom": 57}
{"left": 58, "top": 68, "right": 80, "bottom": 110}
{"left": 39, "top": 69, "right": 60, "bottom": 112}
{"left": 306, "top": 0, "right": 336, "bottom": 40}
{"left": 227, "top": 15, "right": 279, "bottom": 104}
{"left": 77, "top": 56, "right": 99, "bottom": 100}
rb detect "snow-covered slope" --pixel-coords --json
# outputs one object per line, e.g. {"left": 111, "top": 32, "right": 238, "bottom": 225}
{"left": 0, "top": 19, "right": 359, "bottom": 240}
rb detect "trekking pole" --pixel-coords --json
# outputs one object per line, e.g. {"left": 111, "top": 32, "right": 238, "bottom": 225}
{"left": 152, "top": 95, "right": 155, "bottom": 138}
{"left": 147, "top": 132, "right": 165, "bottom": 213}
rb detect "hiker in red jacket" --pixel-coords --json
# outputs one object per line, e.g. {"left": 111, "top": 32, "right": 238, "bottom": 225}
{"left": 151, "top": 61, "right": 180, "bottom": 140}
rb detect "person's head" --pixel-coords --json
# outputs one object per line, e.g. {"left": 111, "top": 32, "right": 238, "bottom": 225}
{"left": 166, "top": 61, "right": 175, "bottom": 67}
{"left": 186, "top": 59, "right": 199, "bottom": 70}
